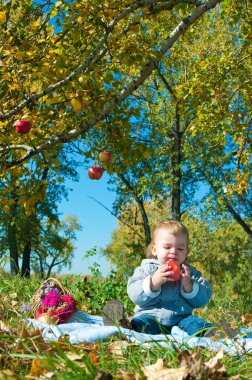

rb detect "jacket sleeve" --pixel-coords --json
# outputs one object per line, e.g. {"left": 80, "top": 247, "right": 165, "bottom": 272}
{"left": 127, "top": 265, "right": 161, "bottom": 307}
{"left": 180, "top": 265, "right": 213, "bottom": 308}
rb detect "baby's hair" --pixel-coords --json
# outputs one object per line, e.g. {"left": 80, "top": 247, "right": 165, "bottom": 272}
{"left": 146, "top": 219, "right": 189, "bottom": 258}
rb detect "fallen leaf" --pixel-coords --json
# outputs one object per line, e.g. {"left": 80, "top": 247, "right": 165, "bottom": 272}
{"left": 205, "top": 348, "right": 224, "bottom": 369}
{"left": 43, "top": 372, "right": 54, "bottom": 378}
{"left": 0, "top": 320, "right": 11, "bottom": 333}
{"left": 88, "top": 350, "right": 99, "bottom": 364}
{"left": 179, "top": 350, "right": 207, "bottom": 378}
{"left": 116, "top": 370, "right": 142, "bottom": 380}
{"left": 65, "top": 352, "right": 85, "bottom": 361}
{"left": 27, "top": 357, "right": 50, "bottom": 378}
{"left": 109, "top": 340, "right": 129, "bottom": 357}
{"left": 141, "top": 358, "right": 188, "bottom": 380}
{"left": 94, "top": 370, "right": 113, "bottom": 380}
{"left": 178, "top": 348, "right": 238, "bottom": 379}
{"left": 241, "top": 314, "right": 252, "bottom": 326}
{"left": 0, "top": 370, "right": 17, "bottom": 380}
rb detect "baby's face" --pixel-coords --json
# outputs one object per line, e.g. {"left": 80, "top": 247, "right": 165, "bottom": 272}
{"left": 151, "top": 229, "right": 188, "bottom": 265}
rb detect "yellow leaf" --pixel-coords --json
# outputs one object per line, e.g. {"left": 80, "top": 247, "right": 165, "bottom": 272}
{"left": 31, "top": 17, "right": 41, "bottom": 28}
{"left": 3, "top": 72, "right": 11, "bottom": 79}
{"left": 15, "top": 51, "right": 26, "bottom": 60}
{"left": 30, "top": 80, "right": 43, "bottom": 93}
{"left": 3, "top": 205, "right": 10, "bottom": 212}
{"left": 42, "top": 62, "right": 50, "bottom": 72}
{"left": 70, "top": 98, "right": 84, "bottom": 112}
{"left": 28, "top": 358, "right": 50, "bottom": 378}
{"left": 9, "top": 82, "right": 21, "bottom": 91}
{"left": 57, "top": 177, "right": 64, "bottom": 182}
{"left": 50, "top": 8, "right": 59, "bottom": 18}
{"left": 0, "top": 12, "right": 6, "bottom": 24}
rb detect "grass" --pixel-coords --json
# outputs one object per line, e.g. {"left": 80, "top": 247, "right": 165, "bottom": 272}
{"left": 0, "top": 271, "right": 251, "bottom": 379}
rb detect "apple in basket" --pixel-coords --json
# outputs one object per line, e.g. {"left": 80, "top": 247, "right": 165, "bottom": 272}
{"left": 36, "top": 312, "right": 58, "bottom": 324}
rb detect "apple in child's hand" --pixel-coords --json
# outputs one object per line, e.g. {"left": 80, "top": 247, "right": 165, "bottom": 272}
{"left": 167, "top": 260, "right": 181, "bottom": 281}
{"left": 98, "top": 151, "right": 112, "bottom": 163}
{"left": 15, "top": 120, "right": 32, "bottom": 134}
{"left": 88, "top": 166, "right": 103, "bottom": 180}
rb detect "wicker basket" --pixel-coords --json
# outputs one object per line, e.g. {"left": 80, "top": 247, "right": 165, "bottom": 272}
{"left": 31, "top": 277, "right": 69, "bottom": 318}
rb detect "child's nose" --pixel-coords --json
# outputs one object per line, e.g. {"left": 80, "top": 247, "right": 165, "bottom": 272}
{"left": 170, "top": 247, "right": 176, "bottom": 254}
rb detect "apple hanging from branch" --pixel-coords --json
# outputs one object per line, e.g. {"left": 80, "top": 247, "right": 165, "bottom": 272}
{"left": 15, "top": 119, "right": 32, "bottom": 134}
{"left": 88, "top": 166, "right": 103, "bottom": 180}
{"left": 98, "top": 151, "right": 112, "bottom": 163}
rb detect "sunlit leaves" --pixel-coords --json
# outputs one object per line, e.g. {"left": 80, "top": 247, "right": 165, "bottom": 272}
{"left": 0, "top": 11, "right": 7, "bottom": 24}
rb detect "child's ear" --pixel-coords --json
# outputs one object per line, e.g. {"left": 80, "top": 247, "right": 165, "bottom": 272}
{"left": 151, "top": 244, "right": 157, "bottom": 257}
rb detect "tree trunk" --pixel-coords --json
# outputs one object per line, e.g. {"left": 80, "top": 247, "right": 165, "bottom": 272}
{"left": 158, "top": 71, "right": 183, "bottom": 221}
{"left": 135, "top": 196, "right": 151, "bottom": 246}
{"left": 8, "top": 193, "right": 19, "bottom": 274}
{"left": 119, "top": 174, "right": 151, "bottom": 246}
{"left": 223, "top": 199, "right": 252, "bottom": 238}
{"left": 21, "top": 241, "right": 31, "bottom": 278}
{"left": 171, "top": 102, "right": 182, "bottom": 221}
{"left": 7, "top": 222, "right": 19, "bottom": 274}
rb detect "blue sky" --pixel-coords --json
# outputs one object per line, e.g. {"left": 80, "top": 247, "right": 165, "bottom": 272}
{"left": 57, "top": 166, "right": 209, "bottom": 278}
{"left": 58, "top": 168, "right": 118, "bottom": 277}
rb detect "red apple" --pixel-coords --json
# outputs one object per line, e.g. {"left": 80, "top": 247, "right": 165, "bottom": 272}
{"left": 36, "top": 312, "right": 58, "bottom": 324}
{"left": 98, "top": 151, "right": 112, "bottom": 163}
{"left": 167, "top": 260, "right": 181, "bottom": 281}
{"left": 15, "top": 119, "right": 32, "bottom": 134}
{"left": 88, "top": 166, "right": 103, "bottom": 180}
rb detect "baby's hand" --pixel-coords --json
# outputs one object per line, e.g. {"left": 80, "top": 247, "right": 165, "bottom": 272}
{"left": 181, "top": 264, "right": 193, "bottom": 293}
{"left": 150, "top": 264, "right": 173, "bottom": 291}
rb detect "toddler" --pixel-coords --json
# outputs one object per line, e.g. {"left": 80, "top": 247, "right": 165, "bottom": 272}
{"left": 127, "top": 219, "right": 214, "bottom": 335}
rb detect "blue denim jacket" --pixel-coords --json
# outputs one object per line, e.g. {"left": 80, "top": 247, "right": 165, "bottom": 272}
{"left": 127, "top": 259, "right": 213, "bottom": 327}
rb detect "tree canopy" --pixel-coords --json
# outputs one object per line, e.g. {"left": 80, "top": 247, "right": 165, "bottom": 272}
{"left": 1, "top": 0, "right": 225, "bottom": 171}
{"left": 0, "top": 0, "right": 251, "bottom": 276}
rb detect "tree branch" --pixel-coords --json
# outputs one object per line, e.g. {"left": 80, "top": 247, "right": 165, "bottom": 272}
{"left": 0, "top": 0, "right": 221, "bottom": 169}
{"left": 87, "top": 196, "right": 144, "bottom": 239}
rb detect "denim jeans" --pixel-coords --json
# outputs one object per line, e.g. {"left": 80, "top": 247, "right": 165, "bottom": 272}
{"left": 131, "top": 314, "right": 215, "bottom": 336}
{"left": 178, "top": 315, "right": 215, "bottom": 336}
{"left": 131, "top": 314, "right": 171, "bottom": 335}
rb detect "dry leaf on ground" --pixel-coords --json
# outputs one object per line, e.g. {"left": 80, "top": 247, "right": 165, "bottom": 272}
{"left": 109, "top": 340, "right": 130, "bottom": 356}
{"left": 0, "top": 320, "right": 11, "bottom": 333}
{"left": 241, "top": 314, "right": 252, "bottom": 326}
{"left": 94, "top": 370, "right": 113, "bottom": 380}
{"left": 142, "top": 358, "right": 187, "bottom": 380}
{"left": 27, "top": 357, "right": 51, "bottom": 378}
{"left": 64, "top": 352, "right": 85, "bottom": 361}
{"left": 142, "top": 349, "right": 241, "bottom": 380}
{"left": 88, "top": 350, "right": 99, "bottom": 364}
{"left": 0, "top": 370, "right": 17, "bottom": 380}
{"left": 116, "top": 369, "right": 142, "bottom": 380}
